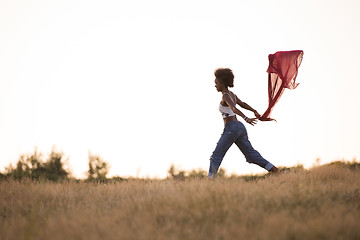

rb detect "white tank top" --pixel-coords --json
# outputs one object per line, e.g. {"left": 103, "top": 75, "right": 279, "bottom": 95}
{"left": 219, "top": 92, "right": 236, "bottom": 119}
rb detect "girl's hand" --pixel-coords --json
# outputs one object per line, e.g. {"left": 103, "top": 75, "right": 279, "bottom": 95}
{"left": 245, "top": 117, "right": 258, "bottom": 126}
{"left": 254, "top": 110, "right": 261, "bottom": 118}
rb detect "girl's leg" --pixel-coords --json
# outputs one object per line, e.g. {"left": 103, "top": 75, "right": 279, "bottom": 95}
{"left": 235, "top": 126, "right": 275, "bottom": 171}
{"left": 208, "top": 130, "right": 236, "bottom": 178}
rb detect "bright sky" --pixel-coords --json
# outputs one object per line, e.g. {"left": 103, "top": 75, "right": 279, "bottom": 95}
{"left": 1, "top": 0, "right": 360, "bottom": 178}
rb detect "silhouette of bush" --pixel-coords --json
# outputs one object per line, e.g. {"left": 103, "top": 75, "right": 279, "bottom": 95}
{"left": 87, "top": 152, "right": 109, "bottom": 181}
{"left": 43, "top": 150, "right": 69, "bottom": 181}
{"left": 187, "top": 169, "right": 207, "bottom": 179}
{"left": 3, "top": 148, "right": 69, "bottom": 181}
{"left": 167, "top": 164, "right": 186, "bottom": 180}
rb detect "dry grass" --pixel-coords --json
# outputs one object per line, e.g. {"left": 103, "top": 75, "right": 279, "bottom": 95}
{"left": 1, "top": 164, "right": 360, "bottom": 240}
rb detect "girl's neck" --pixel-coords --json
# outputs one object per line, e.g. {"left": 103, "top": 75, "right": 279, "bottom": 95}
{"left": 221, "top": 88, "right": 230, "bottom": 94}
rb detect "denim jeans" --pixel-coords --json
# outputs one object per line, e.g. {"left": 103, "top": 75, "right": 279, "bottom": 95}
{"left": 208, "top": 121, "right": 274, "bottom": 178}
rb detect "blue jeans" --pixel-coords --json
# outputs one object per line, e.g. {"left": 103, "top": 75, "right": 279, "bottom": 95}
{"left": 208, "top": 121, "right": 274, "bottom": 178}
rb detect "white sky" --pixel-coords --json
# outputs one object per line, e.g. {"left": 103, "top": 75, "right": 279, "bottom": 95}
{"left": 1, "top": 0, "right": 360, "bottom": 178}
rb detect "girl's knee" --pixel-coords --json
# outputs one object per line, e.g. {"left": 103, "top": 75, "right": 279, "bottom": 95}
{"left": 245, "top": 157, "right": 255, "bottom": 164}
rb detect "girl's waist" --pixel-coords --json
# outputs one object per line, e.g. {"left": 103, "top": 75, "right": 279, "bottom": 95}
{"left": 223, "top": 115, "right": 238, "bottom": 124}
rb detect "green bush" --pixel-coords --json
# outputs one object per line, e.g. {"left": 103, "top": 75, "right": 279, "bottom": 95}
{"left": 3, "top": 148, "right": 69, "bottom": 182}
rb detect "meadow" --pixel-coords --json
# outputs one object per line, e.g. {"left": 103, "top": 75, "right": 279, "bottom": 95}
{"left": 1, "top": 163, "right": 360, "bottom": 240}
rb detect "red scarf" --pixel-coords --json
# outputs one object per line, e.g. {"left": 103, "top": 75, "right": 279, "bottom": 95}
{"left": 259, "top": 50, "right": 304, "bottom": 121}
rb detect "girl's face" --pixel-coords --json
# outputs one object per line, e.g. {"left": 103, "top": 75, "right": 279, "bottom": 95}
{"left": 215, "top": 78, "right": 224, "bottom": 92}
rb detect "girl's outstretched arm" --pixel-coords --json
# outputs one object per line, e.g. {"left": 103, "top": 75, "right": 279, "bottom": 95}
{"left": 234, "top": 95, "right": 261, "bottom": 118}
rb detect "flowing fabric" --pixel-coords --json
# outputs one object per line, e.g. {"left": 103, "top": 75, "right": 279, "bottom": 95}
{"left": 259, "top": 50, "right": 304, "bottom": 121}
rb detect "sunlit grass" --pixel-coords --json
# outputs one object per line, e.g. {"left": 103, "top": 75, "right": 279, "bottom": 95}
{"left": 1, "top": 163, "right": 360, "bottom": 240}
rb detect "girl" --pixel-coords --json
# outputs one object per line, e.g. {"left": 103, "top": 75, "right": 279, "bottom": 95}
{"left": 208, "top": 68, "right": 278, "bottom": 178}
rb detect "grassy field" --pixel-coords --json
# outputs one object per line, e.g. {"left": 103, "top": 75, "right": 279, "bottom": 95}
{"left": 1, "top": 163, "right": 360, "bottom": 240}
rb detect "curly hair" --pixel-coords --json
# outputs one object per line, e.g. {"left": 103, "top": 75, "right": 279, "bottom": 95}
{"left": 214, "top": 68, "right": 234, "bottom": 88}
